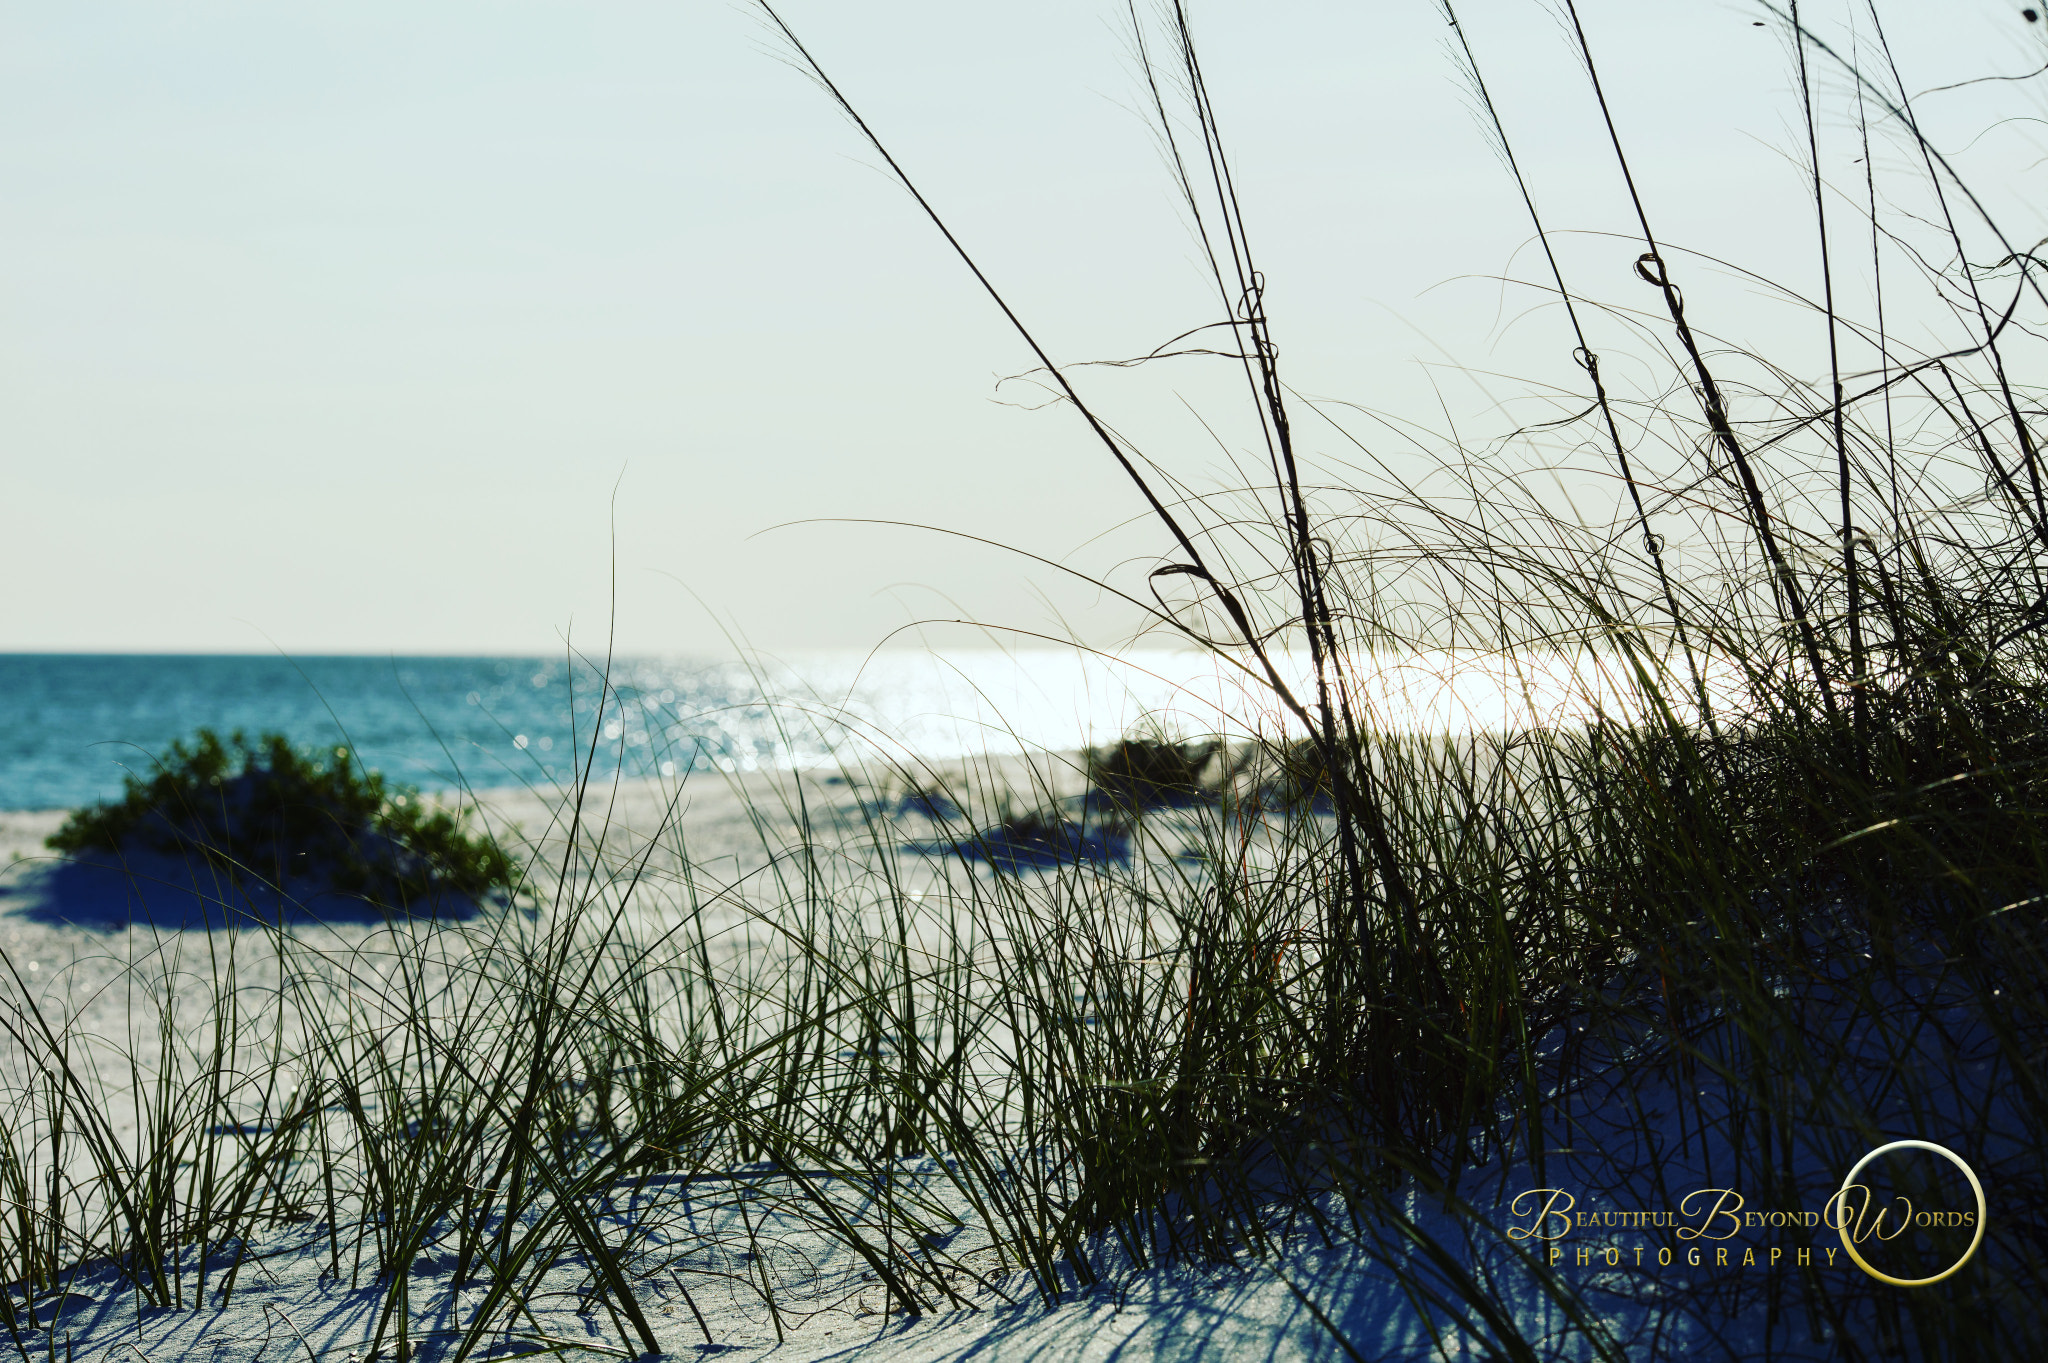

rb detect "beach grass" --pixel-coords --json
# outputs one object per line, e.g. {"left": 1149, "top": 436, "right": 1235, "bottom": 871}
{"left": 3, "top": 1, "right": 2046, "bottom": 1357}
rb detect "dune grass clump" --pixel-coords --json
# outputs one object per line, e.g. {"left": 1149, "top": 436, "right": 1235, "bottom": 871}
{"left": 747, "top": 0, "right": 2048, "bottom": 1349}
{"left": 1250, "top": 735, "right": 1351, "bottom": 813}
{"left": 45, "top": 728, "right": 517, "bottom": 906}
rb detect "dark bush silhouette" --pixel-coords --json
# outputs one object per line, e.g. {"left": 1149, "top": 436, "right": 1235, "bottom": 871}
{"left": 1084, "top": 736, "right": 1218, "bottom": 812}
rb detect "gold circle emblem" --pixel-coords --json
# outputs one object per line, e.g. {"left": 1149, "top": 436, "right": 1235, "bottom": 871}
{"left": 1836, "top": 1140, "right": 1987, "bottom": 1287}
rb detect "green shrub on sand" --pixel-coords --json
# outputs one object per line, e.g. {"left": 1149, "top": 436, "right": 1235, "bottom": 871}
{"left": 46, "top": 728, "right": 517, "bottom": 907}
{"left": 1084, "top": 735, "right": 1220, "bottom": 812}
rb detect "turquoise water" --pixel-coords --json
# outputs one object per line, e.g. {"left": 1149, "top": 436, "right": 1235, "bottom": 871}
{"left": 0, "top": 647, "right": 1659, "bottom": 811}
{"left": 0, "top": 654, "right": 813, "bottom": 811}
{"left": 0, "top": 649, "right": 1281, "bottom": 812}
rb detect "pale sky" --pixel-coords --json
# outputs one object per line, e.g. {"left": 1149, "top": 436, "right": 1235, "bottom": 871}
{"left": 3, "top": 0, "right": 2036, "bottom": 655}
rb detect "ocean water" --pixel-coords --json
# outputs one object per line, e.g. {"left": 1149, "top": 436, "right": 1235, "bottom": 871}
{"left": 0, "top": 646, "right": 1676, "bottom": 812}
{"left": 0, "top": 650, "right": 1292, "bottom": 812}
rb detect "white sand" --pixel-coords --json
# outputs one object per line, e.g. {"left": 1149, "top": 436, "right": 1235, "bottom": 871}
{"left": 0, "top": 758, "right": 2011, "bottom": 1359}
{"left": 3, "top": 756, "right": 1402, "bottom": 1363}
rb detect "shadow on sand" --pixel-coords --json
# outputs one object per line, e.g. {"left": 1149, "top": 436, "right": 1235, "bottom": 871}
{"left": 0, "top": 850, "right": 488, "bottom": 932}
{"left": 908, "top": 817, "right": 1130, "bottom": 875}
